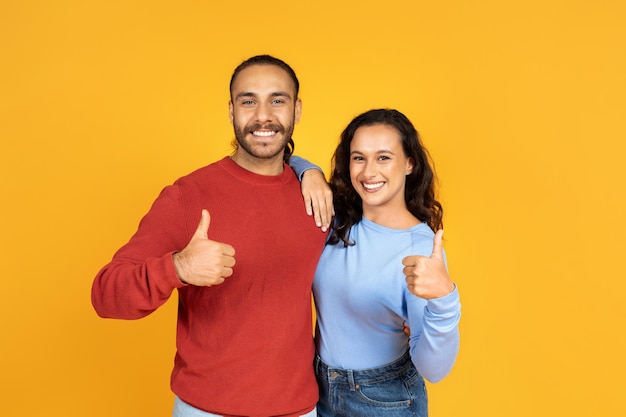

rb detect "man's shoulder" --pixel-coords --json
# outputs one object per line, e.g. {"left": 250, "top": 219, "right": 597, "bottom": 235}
{"left": 173, "top": 157, "right": 228, "bottom": 185}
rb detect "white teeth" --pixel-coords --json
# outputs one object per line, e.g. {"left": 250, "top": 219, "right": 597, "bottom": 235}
{"left": 363, "top": 182, "right": 384, "bottom": 190}
{"left": 253, "top": 131, "right": 276, "bottom": 137}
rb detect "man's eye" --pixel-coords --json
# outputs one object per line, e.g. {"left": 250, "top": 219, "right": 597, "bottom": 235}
{"left": 272, "top": 99, "right": 285, "bottom": 105}
{"left": 242, "top": 100, "right": 254, "bottom": 105}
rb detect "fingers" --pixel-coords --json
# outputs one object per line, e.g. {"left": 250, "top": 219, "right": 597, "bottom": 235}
{"left": 310, "top": 193, "right": 333, "bottom": 232}
{"left": 322, "top": 189, "right": 335, "bottom": 230}
{"left": 218, "top": 242, "right": 236, "bottom": 275}
{"left": 402, "top": 322, "right": 411, "bottom": 337}
{"left": 309, "top": 195, "right": 322, "bottom": 226}
{"left": 300, "top": 169, "right": 334, "bottom": 231}
{"left": 403, "top": 230, "right": 454, "bottom": 299}
{"left": 402, "top": 255, "right": 415, "bottom": 267}
{"left": 206, "top": 216, "right": 235, "bottom": 278}
{"left": 174, "top": 210, "right": 237, "bottom": 286}
{"left": 193, "top": 210, "right": 236, "bottom": 259}
{"left": 209, "top": 244, "right": 235, "bottom": 280}
{"left": 194, "top": 209, "right": 211, "bottom": 239}
{"left": 304, "top": 191, "right": 335, "bottom": 232}
{"left": 431, "top": 229, "right": 444, "bottom": 259}
{"left": 304, "top": 194, "right": 313, "bottom": 216}
{"left": 219, "top": 242, "right": 236, "bottom": 258}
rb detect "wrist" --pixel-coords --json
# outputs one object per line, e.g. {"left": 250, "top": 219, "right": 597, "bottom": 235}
{"left": 172, "top": 252, "right": 189, "bottom": 284}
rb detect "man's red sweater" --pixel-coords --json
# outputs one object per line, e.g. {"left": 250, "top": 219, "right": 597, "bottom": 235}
{"left": 92, "top": 157, "right": 327, "bottom": 416}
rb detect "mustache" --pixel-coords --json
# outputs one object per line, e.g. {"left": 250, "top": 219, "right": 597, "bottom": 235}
{"left": 246, "top": 123, "right": 284, "bottom": 133}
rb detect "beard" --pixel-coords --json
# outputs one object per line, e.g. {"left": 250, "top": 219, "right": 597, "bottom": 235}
{"left": 233, "top": 117, "right": 295, "bottom": 160}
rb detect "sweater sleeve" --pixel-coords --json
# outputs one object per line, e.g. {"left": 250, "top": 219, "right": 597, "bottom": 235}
{"left": 406, "top": 285, "right": 461, "bottom": 382}
{"left": 288, "top": 155, "right": 323, "bottom": 180}
{"left": 91, "top": 184, "right": 191, "bottom": 319}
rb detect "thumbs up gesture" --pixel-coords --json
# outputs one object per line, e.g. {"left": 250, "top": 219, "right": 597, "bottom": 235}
{"left": 173, "top": 209, "right": 236, "bottom": 286}
{"left": 402, "top": 230, "right": 455, "bottom": 300}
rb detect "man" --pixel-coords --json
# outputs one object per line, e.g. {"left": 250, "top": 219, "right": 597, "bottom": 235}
{"left": 92, "top": 55, "right": 332, "bottom": 417}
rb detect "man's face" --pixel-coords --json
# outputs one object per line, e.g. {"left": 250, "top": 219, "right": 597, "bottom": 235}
{"left": 229, "top": 64, "right": 302, "bottom": 161}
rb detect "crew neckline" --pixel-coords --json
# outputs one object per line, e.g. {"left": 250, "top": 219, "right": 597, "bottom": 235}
{"left": 218, "top": 156, "right": 293, "bottom": 186}
{"left": 359, "top": 216, "right": 428, "bottom": 233}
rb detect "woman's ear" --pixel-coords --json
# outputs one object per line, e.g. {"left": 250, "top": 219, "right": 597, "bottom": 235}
{"left": 406, "top": 158, "right": 415, "bottom": 175}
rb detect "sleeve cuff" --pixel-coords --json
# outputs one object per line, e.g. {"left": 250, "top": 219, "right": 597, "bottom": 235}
{"left": 426, "top": 284, "right": 460, "bottom": 315}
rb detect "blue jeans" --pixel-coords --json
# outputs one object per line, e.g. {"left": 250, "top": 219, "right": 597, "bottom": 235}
{"left": 314, "top": 351, "right": 427, "bottom": 417}
{"left": 173, "top": 396, "right": 317, "bottom": 417}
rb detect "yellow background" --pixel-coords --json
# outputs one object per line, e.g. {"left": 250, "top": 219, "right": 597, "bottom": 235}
{"left": 2, "top": 1, "right": 625, "bottom": 416}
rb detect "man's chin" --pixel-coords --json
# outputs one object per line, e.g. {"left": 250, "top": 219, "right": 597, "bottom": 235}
{"left": 242, "top": 145, "right": 285, "bottom": 160}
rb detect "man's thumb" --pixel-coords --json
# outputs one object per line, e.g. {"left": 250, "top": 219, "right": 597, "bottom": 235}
{"left": 194, "top": 209, "right": 211, "bottom": 239}
{"left": 431, "top": 229, "right": 444, "bottom": 258}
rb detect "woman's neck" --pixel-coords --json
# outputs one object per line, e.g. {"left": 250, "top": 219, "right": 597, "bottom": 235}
{"left": 362, "top": 207, "right": 420, "bottom": 229}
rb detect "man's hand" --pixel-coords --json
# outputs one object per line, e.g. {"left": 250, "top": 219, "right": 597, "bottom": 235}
{"left": 402, "top": 230, "right": 455, "bottom": 299}
{"left": 173, "top": 209, "right": 236, "bottom": 286}
{"left": 301, "top": 169, "right": 334, "bottom": 232}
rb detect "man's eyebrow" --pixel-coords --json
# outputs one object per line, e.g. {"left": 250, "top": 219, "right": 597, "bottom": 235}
{"left": 234, "top": 91, "right": 292, "bottom": 100}
{"left": 269, "top": 91, "right": 292, "bottom": 99}
{"left": 235, "top": 91, "right": 256, "bottom": 100}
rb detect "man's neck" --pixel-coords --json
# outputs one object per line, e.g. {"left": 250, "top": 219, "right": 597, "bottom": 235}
{"left": 230, "top": 151, "right": 285, "bottom": 176}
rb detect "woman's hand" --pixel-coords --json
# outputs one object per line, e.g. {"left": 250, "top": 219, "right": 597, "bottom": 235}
{"left": 402, "top": 230, "right": 455, "bottom": 299}
{"left": 301, "top": 169, "right": 334, "bottom": 232}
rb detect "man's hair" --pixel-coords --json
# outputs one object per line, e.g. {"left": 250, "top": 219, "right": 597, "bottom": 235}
{"left": 229, "top": 55, "right": 300, "bottom": 99}
{"left": 229, "top": 55, "right": 300, "bottom": 162}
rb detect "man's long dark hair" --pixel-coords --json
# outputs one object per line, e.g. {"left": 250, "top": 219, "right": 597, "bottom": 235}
{"left": 229, "top": 55, "right": 300, "bottom": 162}
{"left": 328, "top": 108, "right": 443, "bottom": 246}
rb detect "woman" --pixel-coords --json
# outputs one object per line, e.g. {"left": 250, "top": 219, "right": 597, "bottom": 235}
{"left": 312, "top": 109, "right": 461, "bottom": 416}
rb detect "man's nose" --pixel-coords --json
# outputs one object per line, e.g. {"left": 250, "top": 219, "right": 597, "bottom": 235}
{"left": 255, "top": 103, "right": 272, "bottom": 122}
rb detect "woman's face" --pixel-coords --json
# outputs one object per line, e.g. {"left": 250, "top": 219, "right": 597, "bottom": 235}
{"left": 349, "top": 124, "right": 414, "bottom": 214}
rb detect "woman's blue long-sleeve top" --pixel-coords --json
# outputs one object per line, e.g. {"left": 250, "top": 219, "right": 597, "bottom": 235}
{"left": 312, "top": 217, "right": 461, "bottom": 383}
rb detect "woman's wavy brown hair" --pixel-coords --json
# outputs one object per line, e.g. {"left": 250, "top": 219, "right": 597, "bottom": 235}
{"left": 328, "top": 108, "right": 443, "bottom": 246}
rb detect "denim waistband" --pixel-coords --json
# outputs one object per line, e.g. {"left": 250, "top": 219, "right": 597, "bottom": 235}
{"left": 315, "top": 350, "right": 412, "bottom": 387}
